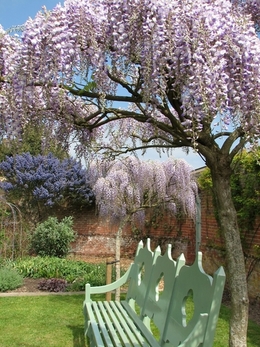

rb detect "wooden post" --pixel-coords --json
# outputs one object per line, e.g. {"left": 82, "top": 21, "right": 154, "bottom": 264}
{"left": 106, "top": 260, "right": 112, "bottom": 301}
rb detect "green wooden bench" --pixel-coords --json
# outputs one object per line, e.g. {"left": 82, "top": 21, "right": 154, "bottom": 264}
{"left": 83, "top": 239, "right": 226, "bottom": 347}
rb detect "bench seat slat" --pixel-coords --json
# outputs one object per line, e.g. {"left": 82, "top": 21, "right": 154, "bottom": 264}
{"left": 95, "top": 301, "right": 123, "bottom": 346}
{"left": 109, "top": 301, "right": 152, "bottom": 347}
{"left": 114, "top": 301, "right": 154, "bottom": 347}
{"left": 121, "top": 301, "right": 161, "bottom": 347}
{"left": 92, "top": 302, "right": 117, "bottom": 347}
{"left": 103, "top": 301, "right": 143, "bottom": 347}
{"left": 87, "top": 300, "right": 161, "bottom": 347}
{"left": 85, "top": 302, "right": 106, "bottom": 347}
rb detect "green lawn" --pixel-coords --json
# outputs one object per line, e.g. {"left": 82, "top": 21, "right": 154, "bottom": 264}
{"left": 0, "top": 294, "right": 86, "bottom": 347}
{"left": 0, "top": 294, "right": 259, "bottom": 347}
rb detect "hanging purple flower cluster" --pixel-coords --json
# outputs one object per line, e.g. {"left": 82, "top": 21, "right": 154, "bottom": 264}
{"left": 0, "top": 152, "right": 94, "bottom": 206}
{"left": 0, "top": 0, "right": 260, "bottom": 152}
{"left": 89, "top": 156, "right": 197, "bottom": 224}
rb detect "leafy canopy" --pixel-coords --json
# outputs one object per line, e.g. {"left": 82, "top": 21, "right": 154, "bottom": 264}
{"left": 198, "top": 149, "right": 260, "bottom": 239}
{"left": 0, "top": 121, "right": 69, "bottom": 161}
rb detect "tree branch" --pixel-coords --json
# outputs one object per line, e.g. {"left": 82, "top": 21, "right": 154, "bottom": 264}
{"left": 222, "top": 127, "right": 245, "bottom": 154}
{"left": 106, "top": 69, "right": 141, "bottom": 98}
{"left": 63, "top": 84, "right": 143, "bottom": 103}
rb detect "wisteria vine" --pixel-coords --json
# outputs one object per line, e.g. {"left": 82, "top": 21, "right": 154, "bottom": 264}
{"left": 0, "top": 0, "right": 260, "bottom": 155}
{"left": 89, "top": 156, "right": 197, "bottom": 223}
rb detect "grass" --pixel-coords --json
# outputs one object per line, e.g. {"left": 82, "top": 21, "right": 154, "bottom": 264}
{"left": 0, "top": 294, "right": 259, "bottom": 347}
{"left": 215, "top": 305, "right": 260, "bottom": 347}
{"left": 0, "top": 294, "right": 87, "bottom": 347}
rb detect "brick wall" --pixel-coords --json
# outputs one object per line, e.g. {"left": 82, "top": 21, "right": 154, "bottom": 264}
{"left": 50, "top": 190, "right": 260, "bottom": 300}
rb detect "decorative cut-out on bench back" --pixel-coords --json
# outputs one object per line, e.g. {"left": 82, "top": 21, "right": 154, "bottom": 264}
{"left": 126, "top": 239, "right": 157, "bottom": 308}
{"left": 161, "top": 252, "right": 225, "bottom": 347}
{"left": 141, "top": 244, "right": 185, "bottom": 337}
{"left": 126, "top": 239, "right": 186, "bottom": 337}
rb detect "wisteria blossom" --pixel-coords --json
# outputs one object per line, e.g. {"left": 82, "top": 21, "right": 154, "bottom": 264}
{"left": 1, "top": 0, "right": 260, "bottom": 149}
{"left": 89, "top": 155, "right": 197, "bottom": 300}
{"left": 0, "top": 1, "right": 259, "bottom": 345}
{"left": 89, "top": 156, "right": 197, "bottom": 223}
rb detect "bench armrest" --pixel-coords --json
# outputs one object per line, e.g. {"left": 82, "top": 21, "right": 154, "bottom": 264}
{"left": 84, "top": 263, "right": 134, "bottom": 302}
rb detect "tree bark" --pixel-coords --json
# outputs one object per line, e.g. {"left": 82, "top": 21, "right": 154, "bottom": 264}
{"left": 209, "top": 160, "right": 249, "bottom": 347}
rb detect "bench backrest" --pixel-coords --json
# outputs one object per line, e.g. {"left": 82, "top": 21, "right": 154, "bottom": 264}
{"left": 161, "top": 252, "right": 225, "bottom": 347}
{"left": 126, "top": 239, "right": 184, "bottom": 332}
{"left": 126, "top": 239, "right": 225, "bottom": 347}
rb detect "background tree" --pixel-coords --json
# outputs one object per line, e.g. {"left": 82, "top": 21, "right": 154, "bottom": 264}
{"left": 0, "top": 153, "right": 94, "bottom": 222}
{"left": 1, "top": 1, "right": 260, "bottom": 345}
{"left": 0, "top": 121, "right": 69, "bottom": 161}
{"left": 89, "top": 155, "right": 197, "bottom": 299}
{"left": 199, "top": 149, "right": 260, "bottom": 278}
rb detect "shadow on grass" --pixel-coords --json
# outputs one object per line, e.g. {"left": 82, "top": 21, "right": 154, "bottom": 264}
{"left": 67, "top": 325, "right": 87, "bottom": 347}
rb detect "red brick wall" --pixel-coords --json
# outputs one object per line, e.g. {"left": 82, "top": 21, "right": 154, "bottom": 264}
{"left": 62, "top": 207, "right": 198, "bottom": 263}
{"left": 51, "top": 191, "right": 260, "bottom": 299}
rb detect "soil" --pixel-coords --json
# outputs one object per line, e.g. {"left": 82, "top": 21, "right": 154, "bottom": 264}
{"left": 6, "top": 277, "right": 46, "bottom": 294}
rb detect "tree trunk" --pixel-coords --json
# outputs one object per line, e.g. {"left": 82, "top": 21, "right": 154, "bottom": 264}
{"left": 209, "top": 162, "right": 249, "bottom": 347}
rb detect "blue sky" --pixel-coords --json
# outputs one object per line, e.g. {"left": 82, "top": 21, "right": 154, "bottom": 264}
{"left": 0, "top": 0, "right": 60, "bottom": 30}
{"left": 0, "top": 0, "right": 205, "bottom": 169}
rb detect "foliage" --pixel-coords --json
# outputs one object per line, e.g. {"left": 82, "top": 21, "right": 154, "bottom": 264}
{"left": 0, "top": 266, "right": 23, "bottom": 292}
{"left": 0, "top": 152, "right": 94, "bottom": 208}
{"left": 11, "top": 256, "right": 109, "bottom": 287}
{"left": 197, "top": 167, "right": 212, "bottom": 191}
{"left": 198, "top": 149, "right": 260, "bottom": 251}
{"left": 37, "top": 278, "right": 68, "bottom": 292}
{"left": 230, "top": 150, "right": 260, "bottom": 237}
{"left": 0, "top": 122, "right": 69, "bottom": 161}
{"left": 30, "top": 216, "right": 76, "bottom": 258}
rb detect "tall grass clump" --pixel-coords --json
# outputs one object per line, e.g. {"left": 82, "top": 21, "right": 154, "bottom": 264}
{"left": 0, "top": 266, "right": 23, "bottom": 292}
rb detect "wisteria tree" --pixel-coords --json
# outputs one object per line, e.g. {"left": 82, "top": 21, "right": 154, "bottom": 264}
{"left": 89, "top": 156, "right": 197, "bottom": 299}
{"left": 0, "top": 0, "right": 260, "bottom": 345}
{"left": 0, "top": 153, "right": 94, "bottom": 220}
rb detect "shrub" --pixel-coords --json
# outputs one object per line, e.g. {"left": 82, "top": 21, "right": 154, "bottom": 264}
{"left": 37, "top": 278, "right": 68, "bottom": 292}
{"left": 0, "top": 153, "right": 94, "bottom": 208}
{"left": 12, "top": 256, "right": 110, "bottom": 287}
{"left": 0, "top": 267, "right": 23, "bottom": 292}
{"left": 30, "top": 216, "right": 76, "bottom": 258}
